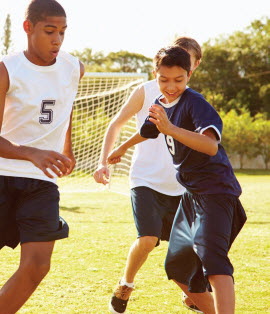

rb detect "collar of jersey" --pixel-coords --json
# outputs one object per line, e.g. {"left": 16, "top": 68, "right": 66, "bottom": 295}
{"left": 21, "top": 51, "right": 59, "bottom": 72}
{"left": 158, "top": 86, "right": 189, "bottom": 108}
{"left": 158, "top": 95, "right": 181, "bottom": 108}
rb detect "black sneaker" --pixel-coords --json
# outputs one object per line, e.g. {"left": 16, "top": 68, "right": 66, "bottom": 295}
{"left": 109, "top": 281, "right": 134, "bottom": 314}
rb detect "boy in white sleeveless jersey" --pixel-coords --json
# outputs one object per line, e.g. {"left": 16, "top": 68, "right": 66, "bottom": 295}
{"left": 0, "top": 0, "right": 84, "bottom": 312}
{"left": 94, "top": 38, "right": 202, "bottom": 314}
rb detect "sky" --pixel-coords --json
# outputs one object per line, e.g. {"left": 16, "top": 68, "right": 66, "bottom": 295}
{"left": 0, "top": 0, "right": 269, "bottom": 58}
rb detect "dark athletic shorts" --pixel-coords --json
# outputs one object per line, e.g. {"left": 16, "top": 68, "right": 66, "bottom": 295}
{"left": 130, "top": 186, "right": 181, "bottom": 244}
{"left": 0, "top": 176, "right": 69, "bottom": 250}
{"left": 165, "top": 191, "right": 246, "bottom": 293}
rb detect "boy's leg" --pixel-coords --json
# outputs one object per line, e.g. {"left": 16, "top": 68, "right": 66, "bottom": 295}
{"left": 123, "top": 236, "right": 158, "bottom": 283}
{"left": 0, "top": 241, "right": 55, "bottom": 313}
{"left": 164, "top": 192, "right": 217, "bottom": 312}
{"left": 122, "top": 187, "right": 171, "bottom": 283}
{"left": 195, "top": 194, "right": 239, "bottom": 314}
{"left": 208, "top": 275, "right": 235, "bottom": 314}
{"left": 0, "top": 178, "right": 69, "bottom": 313}
{"left": 174, "top": 280, "right": 215, "bottom": 314}
{"left": 110, "top": 187, "right": 181, "bottom": 313}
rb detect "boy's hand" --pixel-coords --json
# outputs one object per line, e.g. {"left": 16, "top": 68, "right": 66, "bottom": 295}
{"left": 107, "top": 146, "right": 127, "bottom": 165}
{"left": 62, "top": 149, "right": 76, "bottom": 175}
{"left": 28, "top": 147, "right": 71, "bottom": 179}
{"left": 149, "top": 105, "right": 174, "bottom": 135}
{"left": 93, "top": 164, "right": 110, "bottom": 185}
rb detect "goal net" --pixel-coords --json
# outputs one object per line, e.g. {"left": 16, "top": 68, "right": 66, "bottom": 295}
{"left": 58, "top": 72, "right": 148, "bottom": 195}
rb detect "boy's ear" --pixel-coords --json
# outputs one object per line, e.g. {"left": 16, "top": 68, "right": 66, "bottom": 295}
{"left": 152, "top": 69, "right": 157, "bottom": 79}
{"left": 187, "top": 70, "right": 193, "bottom": 81}
{"left": 23, "top": 20, "right": 33, "bottom": 34}
{"left": 193, "top": 59, "right": 201, "bottom": 71}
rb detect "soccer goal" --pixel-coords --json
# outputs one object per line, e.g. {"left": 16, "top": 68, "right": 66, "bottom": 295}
{"left": 58, "top": 72, "right": 148, "bottom": 194}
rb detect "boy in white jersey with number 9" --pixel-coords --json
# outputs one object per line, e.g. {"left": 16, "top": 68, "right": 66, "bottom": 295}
{"left": 0, "top": 0, "right": 84, "bottom": 312}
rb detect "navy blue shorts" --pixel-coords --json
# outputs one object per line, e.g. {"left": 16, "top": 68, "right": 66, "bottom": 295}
{"left": 130, "top": 186, "right": 181, "bottom": 244}
{"left": 165, "top": 192, "right": 246, "bottom": 293}
{"left": 0, "top": 176, "right": 69, "bottom": 250}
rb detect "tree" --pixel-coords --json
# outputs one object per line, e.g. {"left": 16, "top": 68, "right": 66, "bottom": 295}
{"left": 106, "top": 50, "right": 152, "bottom": 76}
{"left": 190, "top": 17, "right": 270, "bottom": 116}
{"left": 1, "top": 14, "right": 12, "bottom": 55}
{"left": 71, "top": 49, "right": 153, "bottom": 77}
{"left": 221, "top": 109, "right": 255, "bottom": 169}
{"left": 253, "top": 113, "right": 270, "bottom": 169}
{"left": 71, "top": 48, "right": 111, "bottom": 72}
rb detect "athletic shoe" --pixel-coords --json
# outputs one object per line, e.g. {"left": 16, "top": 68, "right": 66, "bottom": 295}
{"left": 109, "top": 281, "right": 134, "bottom": 314}
{"left": 182, "top": 292, "right": 203, "bottom": 313}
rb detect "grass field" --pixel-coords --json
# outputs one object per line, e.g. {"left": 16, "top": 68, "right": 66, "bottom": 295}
{"left": 0, "top": 171, "right": 269, "bottom": 313}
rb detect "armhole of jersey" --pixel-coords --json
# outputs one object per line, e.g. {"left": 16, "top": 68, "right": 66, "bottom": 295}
{"left": 141, "top": 84, "right": 147, "bottom": 111}
{"left": 73, "top": 58, "right": 81, "bottom": 88}
{"left": 59, "top": 51, "right": 81, "bottom": 87}
{"left": 141, "top": 81, "right": 158, "bottom": 112}
{"left": 3, "top": 53, "right": 23, "bottom": 95}
{"left": 2, "top": 60, "right": 12, "bottom": 95}
{"left": 76, "top": 58, "right": 81, "bottom": 83}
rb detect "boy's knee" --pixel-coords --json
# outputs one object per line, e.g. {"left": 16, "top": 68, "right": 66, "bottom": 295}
{"left": 137, "top": 236, "right": 158, "bottom": 253}
{"left": 19, "top": 257, "right": 51, "bottom": 284}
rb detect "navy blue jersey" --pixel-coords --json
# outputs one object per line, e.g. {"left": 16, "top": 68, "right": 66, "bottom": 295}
{"left": 140, "top": 88, "right": 242, "bottom": 196}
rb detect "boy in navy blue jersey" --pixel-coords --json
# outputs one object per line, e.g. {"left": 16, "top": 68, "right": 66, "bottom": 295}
{"left": 108, "top": 46, "right": 246, "bottom": 313}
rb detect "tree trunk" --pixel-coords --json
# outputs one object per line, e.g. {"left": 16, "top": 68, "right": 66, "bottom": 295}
{"left": 240, "top": 154, "right": 244, "bottom": 169}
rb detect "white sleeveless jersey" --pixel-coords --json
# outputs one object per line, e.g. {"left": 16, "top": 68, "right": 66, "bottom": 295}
{"left": 130, "top": 80, "right": 186, "bottom": 196}
{"left": 0, "top": 51, "right": 80, "bottom": 183}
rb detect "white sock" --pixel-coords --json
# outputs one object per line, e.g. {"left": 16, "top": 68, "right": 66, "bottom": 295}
{"left": 120, "top": 278, "right": 134, "bottom": 288}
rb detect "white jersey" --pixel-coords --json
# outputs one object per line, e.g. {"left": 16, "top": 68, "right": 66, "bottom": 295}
{"left": 0, "top": 51, "right": 80, "bottom": 183}
{"left": 130, "top": 80, "right": 186, "bottom": 196}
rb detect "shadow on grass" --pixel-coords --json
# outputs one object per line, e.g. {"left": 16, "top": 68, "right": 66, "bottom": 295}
{"left": 60, "top": 206, "right": 81, "bottom": 213}
{"left": 235, "top": 169, "right": 270, "bottom": 175}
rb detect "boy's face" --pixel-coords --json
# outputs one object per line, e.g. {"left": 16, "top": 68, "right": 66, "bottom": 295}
{"left": 24, "top": 16, "right": 67, "bottom": 66}
{"left": 154, "top": 65, "right": 192, "bottom": 103}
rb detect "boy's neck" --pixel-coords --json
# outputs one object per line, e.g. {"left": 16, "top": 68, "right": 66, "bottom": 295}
{"left": 24, "top": 50, "right": 57, "bottom": 67}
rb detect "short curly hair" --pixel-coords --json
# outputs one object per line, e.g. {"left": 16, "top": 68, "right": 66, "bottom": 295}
{"left": 25, "top": 0, "right": 66, "bottom": 25}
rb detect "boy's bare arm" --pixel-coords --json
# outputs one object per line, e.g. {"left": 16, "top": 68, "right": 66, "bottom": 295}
{"left": 149, "top": 104, "right": 218, "bottom": 156}
{"left": 93, "top": 85, "right": 145, "bottom": 185}
{"left": 107, "top": 131, "right": 146, "bottom": 164}
{"left": 0, "top": 62, "right": 71, "bottom": 179}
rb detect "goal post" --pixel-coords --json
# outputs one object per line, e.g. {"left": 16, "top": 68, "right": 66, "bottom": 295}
{"left": 58, "top": 72, "right": 148, "bottom": 194}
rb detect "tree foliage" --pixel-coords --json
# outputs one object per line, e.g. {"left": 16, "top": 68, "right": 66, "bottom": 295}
{"left": 221, "top": 109, "right": 255, "bottom": 169}
{"left": 106, "top": 51, "right": 152, "bottom": 74}
{"left": 190, "top": 16, "right": 270, "bottom": 116}
{"left": 1, "top": 14, "right": 12, "bottom": 55}
{"left": 220, "top": 109, "right": 270, "bottom": 169}
{"left": 71, "top": 49, "right": 153, "bottom": 77}
{"left": 253, "top": 113, "right": 270, "bottom": 169}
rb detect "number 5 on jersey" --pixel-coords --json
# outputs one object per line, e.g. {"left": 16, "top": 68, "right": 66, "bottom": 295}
{"left": 166, "top": 135, "right": 175, "bottom": 155}
{"left": 39, "top": 100, "right": 55, "bottom": 124}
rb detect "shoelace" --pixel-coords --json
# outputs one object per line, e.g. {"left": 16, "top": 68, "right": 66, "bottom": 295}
{"left": 115, "top": 285, "right": 133, "bottom": 300}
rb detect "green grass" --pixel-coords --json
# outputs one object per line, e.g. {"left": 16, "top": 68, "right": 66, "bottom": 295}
{"left": 0, "top": 171, "right": 269, "bottom": 313}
